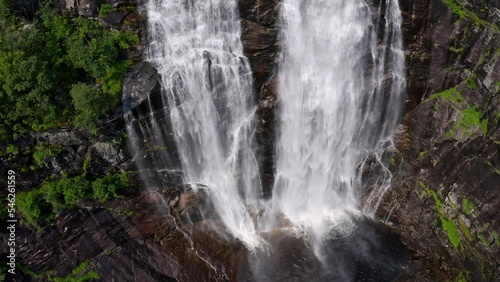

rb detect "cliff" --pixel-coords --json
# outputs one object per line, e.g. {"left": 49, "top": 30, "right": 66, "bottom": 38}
{"left": 0, "top": 0, "right": 499, "bottom": 281}
{"left": 377, "top": 0, "right": 500, "bottom": 281}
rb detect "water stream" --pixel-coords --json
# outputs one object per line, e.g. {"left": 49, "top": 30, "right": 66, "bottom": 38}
{"left": 126, "top": 0, "right": 406, "bottom": 264}
{"left": 269, "top": 0, "right": 406, "bottom": 248}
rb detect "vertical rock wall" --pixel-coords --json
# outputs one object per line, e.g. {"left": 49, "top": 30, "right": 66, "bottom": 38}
{"left": 378, "top": 0, "right": 500, "bottom": 280}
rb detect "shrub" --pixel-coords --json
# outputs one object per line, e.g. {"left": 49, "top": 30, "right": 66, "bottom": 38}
{"left": 0, "top": 3, "right": 137, "bottom": 140}
{"left": 17, "top": 173, "right": 128, "bottom": 228}
{"left": 70, "top": 83, "right": 111, "bottom": 133}
{"left": 92, "top": 173, "right": 128, "bottom": 202}
{"left": 98, "top": 4, "right": 113, "bottom": 18}
{"left": 33, "top": 145, "right": 60, "bottom": 166}
{"left": 17, "top": 190, "right": 45, "bottom": 228}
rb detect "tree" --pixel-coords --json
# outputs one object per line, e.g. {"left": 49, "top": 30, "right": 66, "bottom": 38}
{"left": 70, "top": 83, "right": 111, "bottom": 133}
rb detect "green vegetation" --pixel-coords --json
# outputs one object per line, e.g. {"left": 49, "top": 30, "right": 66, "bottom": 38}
{"left": 478, "top": 234, "right": 491, "bottom": 247}
{"left": 419, "top": 181, "right": 443, "bottom": 210}
{"left": 441, "top": 217, "right": 461, "bottom": 249}
{"left": 33, "top": 145, "right": 61, "bottom": 166}
{"left": 462, "top": 198, "right": 475, "bottom": 215}
{"left": 457, "top": 217, "right": 472, "bottom": 241}
{"left": 0, "top": 1, "right": 137, "bottom": 140}
{"left": 449, "top": 46, "right": 465, "bottom": 54}
{"left": 98, "top": 3, "right": 113, "bottom": 18}
{"left": 493, "top": 81, "right": 500, "bottom": 93}
{"left": 50, "top": 260, "right": 99, "bottom": 282}
{"left": 17, "top": 173, "right": 129, "bottom": 228}
{"left": 431, "top": 87, "right": 464, "bottom": 104}
{"left": 6, "top": 144, "right": 18, "bottom": 155}
{"left": 492, "top": 231, "right": 500, "bottom": 246}
{"left": 92, "top": 173, "right": 128, "bottom": 202}
{"left": 70, "top": 83, "right": 111, "bottom": 134}
{"left": 419, "top": 181, "right": 461, "bottom": 249}
{"left": 457, "top": 271, "right": 468, "bottom": 282}
{"left": 466, "top": 74, "right": 478, "bottom": 90}
{"left": 446, "top": 106, "right": 488, "bottom": 139}
{"left": 19, "top": 260, "right": 99, "bottom": 282}
{"left": 441, "top": 0, "right": 489, "bottom": 27}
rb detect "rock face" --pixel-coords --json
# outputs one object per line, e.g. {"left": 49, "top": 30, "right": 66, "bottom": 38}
{"left": 2, "top": 0, "right": 500, "bottom": 281}
{"left": 375, "top": 0, "right": 500, "bottom": 281}
{"left": 238, "top": 0, "right": 280, "bottom": 195}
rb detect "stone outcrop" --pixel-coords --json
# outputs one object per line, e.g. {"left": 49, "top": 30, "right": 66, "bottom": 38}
{"left": 2, "top": 0, "right": 500, "bottom": 281}
{"left": 238, "top": 0, "right": 281, "bottom": 195}
{"left": 376, "top": 0, "right": 500, "bottom": 280}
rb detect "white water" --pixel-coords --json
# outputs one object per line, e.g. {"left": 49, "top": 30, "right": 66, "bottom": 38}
{"left": 269, "top": 0, "right": 405, "bottom": 240}
{"left": 145, "top": 0, "right": 263, "bottom": 248}
{"left": 131, "top": 0, "right": 405, "bottom": 250}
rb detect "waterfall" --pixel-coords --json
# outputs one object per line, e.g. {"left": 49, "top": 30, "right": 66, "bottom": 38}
{"left": 134, "top": 0, "right": 263, "bottom": 249}
{"left": 126, "top": 0, "right": 405, "bottom": 252}
{"left": 268, "top": 0, "right": 406, "bottom": 242}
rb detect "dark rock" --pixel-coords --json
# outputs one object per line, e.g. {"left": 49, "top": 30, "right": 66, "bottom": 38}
{"left": 238, "top": 0, "right": 280, "bottom": 193}
{"left": 11, "top": 0, "right": 41, "bottom": 20}
{"left": 34, "top": 130, "right": 90, "bottom": 147}
{"left": 123, "top": 61, "right": 162, "bottom": 111}
{"left": 375, "top": 1, "right": 500, "bottom": 280}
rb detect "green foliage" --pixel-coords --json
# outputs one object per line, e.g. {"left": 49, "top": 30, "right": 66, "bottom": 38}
{"left": 457, "top": 271, "right": 468, "bottom": 282}
{"left": 18, "top": 260, "right": 99, "bottom": 282}
{"left": 92, "top": 173, "right": 128, "bottom": 202}
{"left": 98, "top": 4, "right": 113, "bottom": 18}
{"left": 441, "top": 217, "right": 461, "bottom": 249}
{"left": 431, "top": 87, "right": 464, "bottom": 104}
{"left": 0, "top": 3, "right": 137, "bottom": 140}
{"left": 65, "top": 18, "right": 138, "bottom": 96}
{"left": 493, "top": 81, "right": 500, "bottom": 94}
{"left": 462, "top": 198, "right": 475, "bottom": 215}
{"left": 50, "top": 260, "right": 99, "bottom": 282}
{"left": 6, "top": 144, "right": 18, "bottom": 155}
{"left": 17, "top": 189, "right": 46, "bottom": 228}
{"left": 82, "top": 153, "right": 92, "bottom": 173}
{"left": 478, "top": 233, "right": 491, "bottom": 247}
{"left": 449, "top": 46, "right": 464, "bottom": 54}
{"left": 43, "top": 174, "right": 89, "bottom": 211}
{"left": 466, "top": 74, "right": 478, "bottom": 90}
{"left": 33, "top": 145, "right": 60, "bottom": 166}
{"left": 492, "top": 231, "right": 500, "bottom": 246}
{"left": 457, "top": 217, "right": 472, "bottom": 241}
{"left": 419, "top": 181, "right": 462, "bottom": 249}
{"left": 17, "top": 173, "right": 129, "bottom": 228}
{"left": 0, "top": 0, "right": 16, "bottom": 26}
{"left": 419, "top": 181, "right": 443, "bottom": 210}
{"left": 441, "top": 0, "right": 489, "bottom": 27}
{"left": 70, "top": 83, "right": 111, "bottom": 133}
{"left": 446, "top": 106, "right": 488, "bottom": 140}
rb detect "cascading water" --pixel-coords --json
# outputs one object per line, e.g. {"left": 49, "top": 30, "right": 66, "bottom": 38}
{"left": 267, "top": 0, "right": 406, "bottom": 242}
{"left": 126, "top": 0, "right": 405, "bottom": 258}
{"left": 133, "top": 0, "right": 263, "bottom": 248}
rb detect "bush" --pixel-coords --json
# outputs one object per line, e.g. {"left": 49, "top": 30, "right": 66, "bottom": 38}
{"left": 17, "top": 190, "right": 45, "bottom": 228}
{"left": 70, "top": 83, "right": 111, "bottom": 133}
{"left": 33, "top": 145, "right": 60, "bottom": 166}
{"left": 44, "top": 174, "right": 90, "bottom": 211}
{"left": 0, "top": 3, "right": 137, "bottom": 140}
{"left": 92, "top": 173, "right": 128, "bottom": 202}
{"left": 17, "top": 173, "right": 128, "bottom": 228}
{"left": 98, "top": 3, "right": 113, "bottom": 18}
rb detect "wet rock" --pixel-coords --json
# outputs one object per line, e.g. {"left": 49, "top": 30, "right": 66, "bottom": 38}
{"left": 239, "top": 0, "right": 280, "bottom": 193}
{"left": 34, "top": 130, "right": 90, "bottom": 147}
{"left": 122, "top": 61, "right": 162, "bottom": 112}
{"left": 372, "top": 0, "right": 500, "bottom": 280}
{"left": 11, "top": 0, "right": 41, "bottom": 20}
{"left": 90, "top": 142, "right": 126, "bottom": 167}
